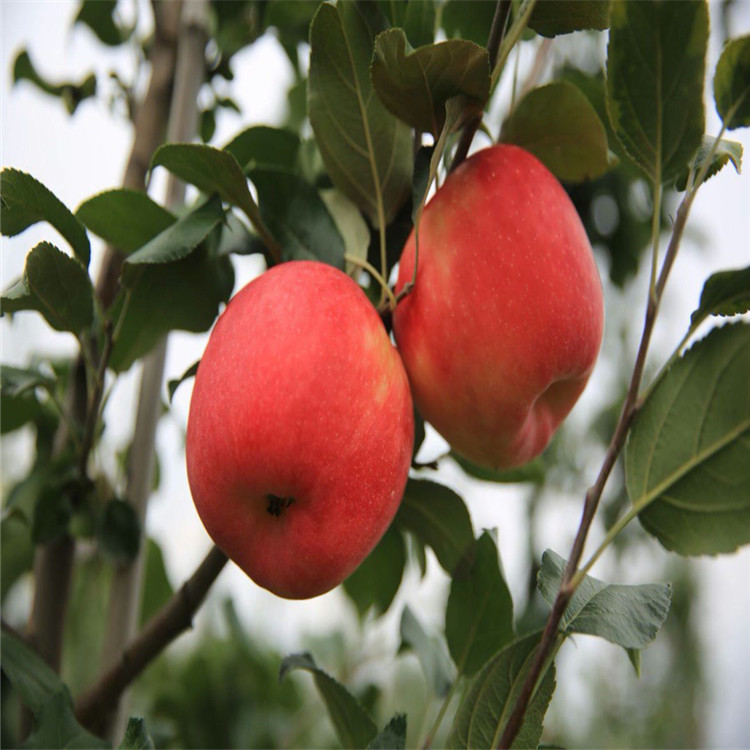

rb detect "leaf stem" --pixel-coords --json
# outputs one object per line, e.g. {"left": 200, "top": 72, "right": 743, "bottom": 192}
{"left": 346, "top": 254, "right": 397, "bottom": 311}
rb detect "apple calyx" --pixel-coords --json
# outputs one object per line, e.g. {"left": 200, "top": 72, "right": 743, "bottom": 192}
{"left": 266, "top": 494, "right": 295, "bottom": 517}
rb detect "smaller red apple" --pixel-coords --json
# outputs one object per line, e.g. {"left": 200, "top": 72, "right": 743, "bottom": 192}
{"left": 186, "top": 261, "right": 413, "bottom": 599}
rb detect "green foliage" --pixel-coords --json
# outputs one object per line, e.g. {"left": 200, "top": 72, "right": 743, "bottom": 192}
{"left": 0, "top": 514, "right": 34, "bottom": 601}
{"left": 1, "top": 168, "right": 90, "bottom": 266}
{"left": 118, "top": 717, "right": 154, "bottom": 750}
{"left": 371, "top": 30, "right": 490, "bottom": 137}
{"left": 447, "top": 632, "right": 556, "bottom": 749}
{"left": 440, "top": 1, "right": 494, "bottom": 46}
{"left": 538, "top": 551, "right": 671, "bottom": 655}
{"left": 308, "top": 1, "right": 413, "bottom": 226}
{"left": 367, "top": 713, "right": 407, "bottom": 749}
{"left": 97, "top": 498, "right": 141, "bottom": 564}
{"left": 690, "top": 265, "right": 750, "bottom": 325}
{"left": 399, "top": 606, "right": 455, "bottom": 697}
{"left": 626, "top": 323, "right": 750, "bottom": 555}
{"left": 500, "top": 81, "right": 612, "bottom": 183}
{"left": 76, "top": 0, "right": 130, "bottom": 46}
{"left": 675, "top": 135, "right": 743, "bottom": 191}
{"left": 528, "top": 0, "right": 611, "bottom": 37}
{"left": 450, "top": 452, "right": 545, "bottom": 484}
{"left": 445, "top": 531, "right": 514, "bottom": 677}
{"left": 714, "top": 34, "right": 750, "bottom": 129}
{"left": 606, "top": 0, "right": 708, "bottom": 184}
{"left": 167, "top": 360, "right": 200, "bottom": 404}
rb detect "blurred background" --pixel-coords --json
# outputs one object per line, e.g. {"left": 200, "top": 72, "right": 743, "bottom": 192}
{"left": 2, "top": 1, "right": 749, "bottom": 747}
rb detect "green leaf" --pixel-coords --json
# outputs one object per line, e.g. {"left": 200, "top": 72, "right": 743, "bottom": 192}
{"left": 22, "top": 691, "right": 109, "bottom": 749}
{"left": 626, "top": 323, "right": 750, "bottom": 555}
{"left": 675, "top": 135, "right": 743, "bottom": 191}
{"left": 1, "top": 168, "right": 90, "bottom": 266}
{"left": 500, "top": 81, "right": 612, "bottom": 183}
{"left": 1, "top": 243, "right": 94, "bottom": 334}
{"left": 76, "top": 0, "right": 127, "bottom": 46}
{"left": 440, "top": 1, "right": 495, "bottom": 46}
{"left": 395, "top": 478, "right": 474, "bottom": 574}
{"left": 139, "top": 538, "right": 174, "bottom": 627}
{"left": 343, "top": 525, "right": 405, "bottom": 617}
{"left": 118, "top": 717, "right": 154, "bottom": 750}
{"left": 606, "top": 0, "right": 708, "bottom": 183}
{"left": 445, "top": 531, "right": 514, "bottom": 677}
{"left": 97, "top": 498, "right": 141, "bottom": 564}
{"left": 280, "top": 652, "right": 378, "bottom": 749}
{"left": 1, "top": 514, "right": 34, "bottom": 601}
{"left": 32, "top": 486, "right": 73, "bottom": 544}
{"left": 223, "top": 125, "right": 301, "bottom": 172}
{"left": 400, "top": 605, "right": 454, "bottom": 697}
{"left": 1, "top": 364, "right": 55, "bottom": 398}
{"left": 371, "top": 29, "right": 490, "bottom": 137}
{"left": 446, "top": 632, "right": 556, "bottom": 749}
{"left": 538, "top": 550, "right": 671, "bottom": 650}
{"left": 450, "top": 452, "right": 545, "bottom": 484}
{"left": 167, "top": 360, "right": 200, "bottom": 404}
{"left": 308, "top": 1, "right": 413, "bottom": 225}
{"left": 12, "top": 49, "right": 97, "bottom": 115}
{"left": 367, "top": 714, "right": 407, "bottom": 750}
{"left": 108, "top": 246, "right": 234, "bottom": 372}
{"left": 714, "top": 34, "right": 750, "bottom": 130}
{"left": 319, "top": 188, "right": 371, "bottom": 277}
{"left": 76, "top": 189, "right": 175, "bottom": 254}
{"left": 690, "top": 266, "right": 750, "bottom": 326}
{"left": 529, "top": 0, "right": 611, "bottom": 38}
{"left": 125, "top": 196, "right": 224, "bottom": 265}
{"left": 249, "top": 168, "right": 346, "bottom": 268}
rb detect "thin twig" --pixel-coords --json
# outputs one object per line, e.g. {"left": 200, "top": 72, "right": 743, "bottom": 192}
{"left": 75, "top": 545, "right": 228, "bottom": 732}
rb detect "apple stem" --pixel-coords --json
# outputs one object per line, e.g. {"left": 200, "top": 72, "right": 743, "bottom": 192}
{"left": 345, "top": 253, "right": 398, "bottom": 311}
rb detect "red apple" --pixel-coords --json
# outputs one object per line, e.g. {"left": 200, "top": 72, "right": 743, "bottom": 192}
{"left": 186, "top": 261, "right": 413, "bottom": 599}
{"left": 393, "top": 144, "right": 604, "bottom": 470}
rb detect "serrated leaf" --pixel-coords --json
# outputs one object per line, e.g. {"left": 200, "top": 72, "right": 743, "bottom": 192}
{"left": 319, "top": 188, "right": 371, "bottom": 277}
{"left": 400, "top": 606, "right": 455, "bottom": 696}
{"left": 450, "top": 451, "right": 545, "bottom": 484}
{"left": 690, "top": 265, "right": 750, "bottom": 326}
{"left": 118, "top": 717, "right": 154, "bottom": 750}
{"left": 76, "top": 189, "right": 175, "bottom": 254}
{"left": 446, "top": 632, "right": 556, "bottom": 749}
{"left": 167, "top": 360, "right": 200, "bottom": 404}
{"left": 626, "top": 323, "right": 750, "bottom": 555}
{"left": 0, "top": 168, "right": 90, "bottom": 266}
{"left": 279, "top": 652, "right": 378, "bottom": 749}
{"left": 606, "top": 0, "right": 708, "bottom": 183}
{"left": 98, "top": 498, "right": 141, "bottom": 564}
{"left": 395, "top": 478, "right": 474, "bottom": 574}
{"left": 249, "top": 167, "right": 346, "bottom": 268}
{"left": 223, "top": 125, "right": 301, "bottom": 172}
{"left": 343, "top": 525, "right": 405, "bottom": 617}
{"left": 125, "top": 195, "right": 224, "bottom": 265}
{"left": 538, "top": 550, "right": 671, "bottom": 650}
{"left": 12, "top": 49, "right": 97, "bottom": 115}
{"left": 308, "top": 1, "right": 413, "bottom": 225}
{"left": 371, "top": 29, "right": 490, "bottom": 136}
{"left": 501, "top": 81, "right": 612, "bottom": 183}
{"left": 714, "top": 34, "right": 750, "bottom": 130}
{"left": 22, "top": 692, "right": 109, "bottom": 749}
{"left": 446, "top": 531, "right": 514, "bottom": 677}
{"left": 367, "top": 714, "right": 407, "bottom": 750}
{"left": 529, "top": 0, "right": 611, "bottom": 38}
{"left": 675, "top": 135, "right": 743, "bottom": 191}
{"left": 1, "top": 242, "right": 94, "bottom": 334}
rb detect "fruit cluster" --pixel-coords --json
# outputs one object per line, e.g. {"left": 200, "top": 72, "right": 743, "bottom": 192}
{"left": 186, "top": 145, "right": 604, "bottom": 599}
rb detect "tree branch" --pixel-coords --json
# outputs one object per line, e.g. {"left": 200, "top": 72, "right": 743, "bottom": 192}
{"left": 74, "top": 545, "right": 228, "bottom": 732}
{"left": 498, "top": 189, "right": 698, "bottom": 748}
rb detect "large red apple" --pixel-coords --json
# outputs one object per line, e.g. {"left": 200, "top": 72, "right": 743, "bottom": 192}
{"left": 186, "top": 261, "right": 413, "bottom": 599}
{"left": 393, "top": 144, "right": 604, "bottom": 469}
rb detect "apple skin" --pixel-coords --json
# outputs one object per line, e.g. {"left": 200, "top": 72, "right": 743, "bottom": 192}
{"left": 393, "top": 144, "right": 604, "bottom": 470}
{"left": 186, "top": 261, "right": 413, "bottom": 599}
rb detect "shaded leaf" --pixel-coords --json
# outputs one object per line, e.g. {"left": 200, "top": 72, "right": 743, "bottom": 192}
{"left": 22, "top": 691, "right": 109, "bottom": 749}
{"left": 501, "top": 81, "right": 612, "bottom": 182}
{"left": 223, "top": 125, "right": 301, "bottom": 172}
{"left": 319, "top": 188, "right": 371, "bottom": 276}
{"left": 1, "top": 364, "right": 55, "bottom": 398}
{"left": 529, "top": 0, "right": 611, "bottom": 38}
{"left": 440, "top": 1, "right": 495, "bottom": 46}
{"left": 367, "top": 714, "right": 407, "bottom": 750}
{"left": 98, "top": 498, "right": 141, "bottom": 564}
{"left": 1, "top": 514, "right": 34, "bottom": 601}
{"left": 626, "top": 323, "right": 750, "bottom": 555}
{"left": 125, "top": 196, "right": 224, "bottom": 265}
{"left": 168, "top": 360, "right": 200, "bottom": 404}
{"left": 371, "top": 29, "right": 490, "bottom": 136}
{"left": 690, "top": 265, "right": 750, "bottom": 326}
{"left": 445, "top": 531, "right": 514, "bottom": 677}
{"left": 675, "top": 135, "right": 743, "bottom": 191}
{"left": 538, "top": 550, "right": 671, "bottom": 650}
{"left": 76, "top": 189, "right": 175, "bottom": 254}
{"left": 343, "top": 525, "right": 405, "bottom": 617}
{"left": 395, "top": 478, "right": 474, "bottom": 574}
{"left": 447, "top": 632, "right": 556, "bottom": 749}
{"left": 714, "top": 34, "right": 750, "bottom": 130}
{"left": 279, "top": 652, "right": 377, "bottom": 749}
{"left": 450, "top": 452, "right": 545, "bottom": 484}
{"left": 139, "top": 537, "right": 174, "bottom": 627}
{"left": 118, "top": 717, "right": 154, "bottom": 750}
{"left": 1, "top": 242, "right": 94, "bottom": 334}
{"left": 1, "top": 168, "right": 90, "bottom": 266}
{"left": 606, "top": 0, "right": 708, "bottom": 183}
{"left": 308, "top": 1, "right": 413, "bottom": 225}
{"left": 400, "top": 606, "right": 454, "bottom": 697}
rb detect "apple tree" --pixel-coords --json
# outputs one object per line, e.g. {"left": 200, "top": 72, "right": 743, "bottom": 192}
{"left": 1, "top": 0, "right": 749, "bottom": 748}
